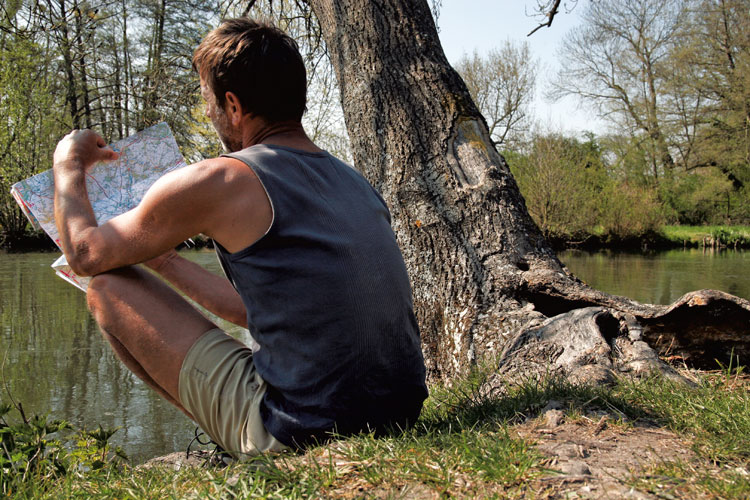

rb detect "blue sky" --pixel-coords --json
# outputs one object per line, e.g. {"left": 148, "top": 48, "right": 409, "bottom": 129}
{"left": 436, "top": 1, "right": 606, "bottom": 135}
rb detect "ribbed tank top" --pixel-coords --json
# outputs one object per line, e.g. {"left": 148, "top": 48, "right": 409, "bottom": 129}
{"left": 215, "top": 144, "right": 428, "bottom": 447}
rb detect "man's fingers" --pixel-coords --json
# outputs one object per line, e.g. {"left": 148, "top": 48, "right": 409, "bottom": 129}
{"left": 87, "top": 130, "right": 119, "bottom": 161}
{"left": 54, "top": 128, "right": 119, "bottom": 168}
{"left": 95, "top": 145, "right": 119, "bottom": 163}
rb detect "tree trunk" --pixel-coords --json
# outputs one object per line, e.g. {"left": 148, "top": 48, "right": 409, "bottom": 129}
{"left": 308, "top": 0, "right": 750, "bottom": 383}
{"left": 53, "top": 0, "right": 80, "bottom": 128}
{"left": 73, "top": 0, "right": 92, "bottom": 129}
{"left": 121, "top": 0, "right": 132, "bottom": 136}
{"left": 140, "top": 0, "right": 167, "bottom": 129}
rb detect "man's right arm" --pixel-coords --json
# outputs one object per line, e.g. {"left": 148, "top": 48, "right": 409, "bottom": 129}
{"left": 145, "top": 250, "right": 248, "bottom": 328}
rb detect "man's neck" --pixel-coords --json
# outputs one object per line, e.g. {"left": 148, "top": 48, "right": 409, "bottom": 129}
{"left": 242, "top": 120, "right": 323, "bottom": 153}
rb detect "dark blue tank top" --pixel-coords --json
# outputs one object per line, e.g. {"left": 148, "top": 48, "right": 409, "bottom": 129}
{"left": 215, "top": 144, "right": 427, "bottom": 447}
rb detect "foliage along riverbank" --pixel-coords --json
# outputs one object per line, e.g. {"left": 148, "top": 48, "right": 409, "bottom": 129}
{"left": 2, "top": 364, "right": 749, "bottom": 499}
{"left": 546, "top": 225, "right": 750, "bottom": 252}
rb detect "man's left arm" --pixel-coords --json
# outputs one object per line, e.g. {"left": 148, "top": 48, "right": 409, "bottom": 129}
{"left": 53, "top": 129, "right": 217, "bottom": 277}
{"left": 53, "top": 129, "right": 120, "bottom": 273}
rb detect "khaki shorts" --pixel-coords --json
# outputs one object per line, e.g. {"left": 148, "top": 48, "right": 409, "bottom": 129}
{"left": 178, "top": 328, "right": 288, "bottom": 459}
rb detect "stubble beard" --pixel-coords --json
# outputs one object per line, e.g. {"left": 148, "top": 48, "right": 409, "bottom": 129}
{"left": 217, "top": 127, "right": 243, "bottom": 153}
{"left": 213, "top": 109, "right": 243, "bottom": 153}
{"left": 219, "top": 134, "right": 241, "bottom": 154}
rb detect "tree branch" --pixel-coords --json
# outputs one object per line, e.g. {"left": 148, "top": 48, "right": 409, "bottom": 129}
{"left": 242, "top": 0, "right": 259, "bottom": 17}
{"left": 527, "top": 0, "right": 562, "bottom": 36}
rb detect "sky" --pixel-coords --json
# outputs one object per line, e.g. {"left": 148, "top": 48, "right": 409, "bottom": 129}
{"left": 436, "top": 0, "right": 607, "bottom": 136}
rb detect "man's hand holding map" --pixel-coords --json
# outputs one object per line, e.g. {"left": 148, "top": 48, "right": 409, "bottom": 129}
{"left": 10, "top": 123, "right": 187, "bottom": 290}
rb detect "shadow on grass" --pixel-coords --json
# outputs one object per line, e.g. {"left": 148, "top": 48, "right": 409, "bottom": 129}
{"left": 418, "top": 369, "right": 657, "bottom": 434}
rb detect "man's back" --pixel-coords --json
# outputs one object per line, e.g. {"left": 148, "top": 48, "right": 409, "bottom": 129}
{"left": 215, "top": 144, "right": 428, "bottom": 447}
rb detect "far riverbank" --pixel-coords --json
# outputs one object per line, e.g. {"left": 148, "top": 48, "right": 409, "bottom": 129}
{"left": 2, "top": 225, "right": 750, "bottom": 253}
{"left": 547, "top": 225, "right": 750, "bottom": 252}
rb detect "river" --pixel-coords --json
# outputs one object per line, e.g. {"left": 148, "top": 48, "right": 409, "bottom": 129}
{"left": 558, "top": 248, "right": 750, "bottom": 304}
{"left": 1, "top": 248, "right": 748, "bottom": 463}
{"left": 0, "top": 250, "right": 246, "bottom": 464}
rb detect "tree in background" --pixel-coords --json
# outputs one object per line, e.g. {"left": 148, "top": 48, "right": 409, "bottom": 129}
{"left": 505, "top": 132, "right": 604, "bottom": 240}
{"left": 455, "top": 42, "right": 537, "bottom": 150}
{"left": 0, "top": 0, "right": 350, "bottom": 244}
{"left": 656, "top": 0, "right": 750, "bottom": 223}
{"left": 681, "top": 0, "right": 749, "bottom": 174}
{"left": 133, "top": 0, "right": 217, "bottom": 145}
{"left": 506, "top": 131, "right": 664, "bottom": 242}
{"left": 551, "top": 0, "right": 750, "bottom": 225}
{"left": 0, "top": 7, "right": 67, "bottom": 247}
{"left": 0, "top": 0, "right": 217, "bottom": 245}
{"left": 680, "top": 0, "right": 750, "bottom": 222}
{"left": 551, "top": 0, "right": 688, "bottom": 182}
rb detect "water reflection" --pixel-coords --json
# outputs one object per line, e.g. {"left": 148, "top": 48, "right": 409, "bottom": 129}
{"left": 558, "top": 248, "right": 750, "bottom": 305}
{"left": 0, "top": 250, "right": 247, "bottom": 464}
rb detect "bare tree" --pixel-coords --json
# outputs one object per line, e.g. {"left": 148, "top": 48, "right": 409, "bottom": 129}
{"left": 0, "top": 5, "right": 66, "bottom": 246}
{"left": 550, "top": 0, "right": 689, "bottom": 181}
{"left": 455, "top": 42, "right": 537, "bottom": 150}
{"left": 527, "top": 0, "right": 580, "bottom": 36}
{"left": 679, "top": 0, "right": 750, "bottom": 185}
{"left": 132, "top": 0, "right": 216, "bottom": 146}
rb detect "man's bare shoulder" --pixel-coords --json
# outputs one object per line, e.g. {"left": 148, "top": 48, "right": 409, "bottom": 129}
{"left": 168, "top": 156, "right": 250, "bottom": 180}
{"left": 136, "top": 153, "right": 269, "bottom": 252}
{"left": 181, "top": 156, "right": 271, "bottom": 252}
{"left": 153, "top": 156, "right": 258, "bottom": 195}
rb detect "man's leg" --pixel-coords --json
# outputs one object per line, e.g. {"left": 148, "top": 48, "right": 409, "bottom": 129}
{"left": 86, "top": 265, "right": 217, "bottom": 412}
{"left": 100, "top": 329, "right": 194, "bottom": 418}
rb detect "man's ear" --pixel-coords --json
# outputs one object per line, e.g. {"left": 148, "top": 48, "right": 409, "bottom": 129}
{"left": 224, "top": 91, "right": 244, "bottom": 126}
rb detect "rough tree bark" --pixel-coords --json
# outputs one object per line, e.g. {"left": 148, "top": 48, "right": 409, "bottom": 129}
{"left": 307, "top": 0, "right": 750, "bottom": 383}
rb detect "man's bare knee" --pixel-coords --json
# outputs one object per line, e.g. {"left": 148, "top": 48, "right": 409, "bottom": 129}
{"left": 86, "top": 268, "right": 138, "bottom": 323}
{"left": 87, "top": 272, "right": 115, "bottom": 313}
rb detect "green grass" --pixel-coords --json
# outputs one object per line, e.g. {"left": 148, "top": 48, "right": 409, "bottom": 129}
{"left": 3, "top": 367, "right": 750, "bottom": 499}
{"left": 661, "top": 225, "right": 750, "bottom": 247}
{"left": 612, "top": 368, "right": 750, "bottom": 499}
{"left": 616, "top": 371, "right": 750, "bottom": 463}
{"left": 629, "top": 459, "right": 750, "bottom": 499}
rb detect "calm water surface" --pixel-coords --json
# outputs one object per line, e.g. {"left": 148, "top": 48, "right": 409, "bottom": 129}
{"left": 558, "top": 248, "right": 750, "bottom": 304}
{"left": 2, "top": 248, "right": 748, "bottom": 463}
{"left": 0, "top": 250, "right": 248, "bottom": 463}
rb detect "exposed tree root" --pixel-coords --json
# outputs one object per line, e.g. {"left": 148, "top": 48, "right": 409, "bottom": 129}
{"left": 501, "top": 269, "right": 750, "bottom": 386}
{"left": 639, "top": 289, "right": 750, "bottom": 369}
{"left": 493, "top": 307, "right": 687, "bottom": 386}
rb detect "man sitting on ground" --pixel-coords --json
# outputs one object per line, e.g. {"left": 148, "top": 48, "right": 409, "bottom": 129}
{"left": 52, "top": 17, "right": 428, "bottom": 458}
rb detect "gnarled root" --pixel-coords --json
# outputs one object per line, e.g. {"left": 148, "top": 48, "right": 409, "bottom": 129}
{"left": 492, "top": 307, "right": 686, "bottom": 387}
{"left": 490, "top": 288, "right": 750, "bottom": 389}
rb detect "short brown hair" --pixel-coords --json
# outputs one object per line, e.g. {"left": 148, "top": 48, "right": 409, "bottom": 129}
{"left": 193, "top": 18, "right": 307, "bottom": 122}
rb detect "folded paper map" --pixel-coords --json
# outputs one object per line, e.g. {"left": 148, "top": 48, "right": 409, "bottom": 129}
{"left": 10, "top": 123, "right": 187, "bottom": 291}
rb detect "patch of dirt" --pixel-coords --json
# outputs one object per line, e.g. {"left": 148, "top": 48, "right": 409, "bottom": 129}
{"left": 516, "top": 405, "right": 695, "bottom": 499}
{"left": 141, "top": 449, "right": 228, "bottom": 470}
